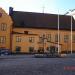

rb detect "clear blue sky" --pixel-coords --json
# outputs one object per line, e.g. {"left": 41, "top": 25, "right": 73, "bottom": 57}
{"left": 0, "top": 0, "right": 75, "bottom": 14}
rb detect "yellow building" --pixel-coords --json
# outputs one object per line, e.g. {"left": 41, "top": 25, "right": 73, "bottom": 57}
{"left": 0, "top": 8, "right": 12, "bottom": 53}
{"left": 0, "top": 7, "right": 75, "bottom": 54}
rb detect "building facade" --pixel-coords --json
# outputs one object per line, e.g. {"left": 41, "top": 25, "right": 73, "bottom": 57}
{"left": 0, "top": 7, "right": 75, "bottom": 54}
{"left": 0, "top": 8, "right": 12, "bottom": 53}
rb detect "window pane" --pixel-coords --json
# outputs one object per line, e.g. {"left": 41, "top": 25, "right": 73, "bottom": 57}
{"left": 29, "top": 47, "right": 34, "bottom": 53}
{"left": 46, "top": 34, "right": 51, "bottom": 42}
{"left": 55, "top": 34, "right": 60, "bottom": 42}
{"left": 64, "top": 35, "right": 69, "bottom": 43}
{"left": 39, "top": 36, "right": 43, "bottom": 43}
{"left": 29, "top": 37, "right": 34, "bottom": 43}
{"left": 1, "top": 23, "right": 7, "bottom": 31}
{"left": 55, "top": 34, "right": 58, "bottom": 42}
{"left": 72, "top": 35, "right": 75, "bottom": 43}
{"left": 15, "top": 46, "right": 21, "bottom": 53}
{"left": 16, "top": 36, "right": 21, "bottom": 42}
{"left": 39, "top": 34, "right": 46, "bottom": 43}
{"left": 0, "top": 36, "right": 6, "bottom": 44}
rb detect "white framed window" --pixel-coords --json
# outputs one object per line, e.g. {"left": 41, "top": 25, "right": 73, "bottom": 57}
{"left": 39, "top": 36, "right": 43, "bottom": 43}
{"left": 0, "top": 36, "right": 6, "bottom": 44}
{"left": 29, "top": 37, "right": 34, "bottom": 43}
{"left": 55, "top": 34, "right": 60, "bottom": 42}
{"left": 46, "top": 34, "right": 51, "bottom": 42}
{"left": 72, "top": 35, "right": 75, "bottom": 43}
{"left": 64, "top": 35, "right": 69, "bottom": 43}
{"left": 16, "top": 36, "right": 21, "bottom": 42}
{"left": 0, "top": 23, "right": 7, "bottom": 31}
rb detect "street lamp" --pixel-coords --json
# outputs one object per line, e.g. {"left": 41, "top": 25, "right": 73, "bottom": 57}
{"left": 58, "top": 10, "right": 60, "bottom": 54}
{"left": 71, "top": 15, "right": 72, "bottom": 54}
{"left": 42, "top": 34, "right": 46, "bottom": 53}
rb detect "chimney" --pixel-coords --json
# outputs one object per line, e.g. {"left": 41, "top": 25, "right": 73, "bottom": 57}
{"left": 9, "top": 7, "right": 13, "bottom": 15}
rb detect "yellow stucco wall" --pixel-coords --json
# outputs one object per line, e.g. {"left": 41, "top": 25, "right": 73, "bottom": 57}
{"left": 0, "top": 8, "right": 12, "bottom": 51}
{"left": 12, "top": 34, "right": 39, "bottom": 53}
{"left": 13, "top": 28, "right": 75, "bottom": 53}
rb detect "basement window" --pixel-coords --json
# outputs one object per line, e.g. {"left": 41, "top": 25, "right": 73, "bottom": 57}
{"left": 29, "top": 47, "right": 34, "bottom": 53}
{"left": 15, "top": 46, "right": 21, "bottom": 53}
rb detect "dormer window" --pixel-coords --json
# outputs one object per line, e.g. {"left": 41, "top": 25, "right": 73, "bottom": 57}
{"left": 24, "top": 31, "right": 28, "bottom": 34}
{"left": 0, "top": 23, "right": 7, "bottom": 31}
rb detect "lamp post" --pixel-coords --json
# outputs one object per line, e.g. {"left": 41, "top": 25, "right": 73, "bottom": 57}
{"left": 71, "top": 15, "right": 72, "bottom": 54}
{"left": 42, "top": 34, "right": 46, "bottom": 53}
{"left": 58, "top": 10, "right": 60, "bottom": 54}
